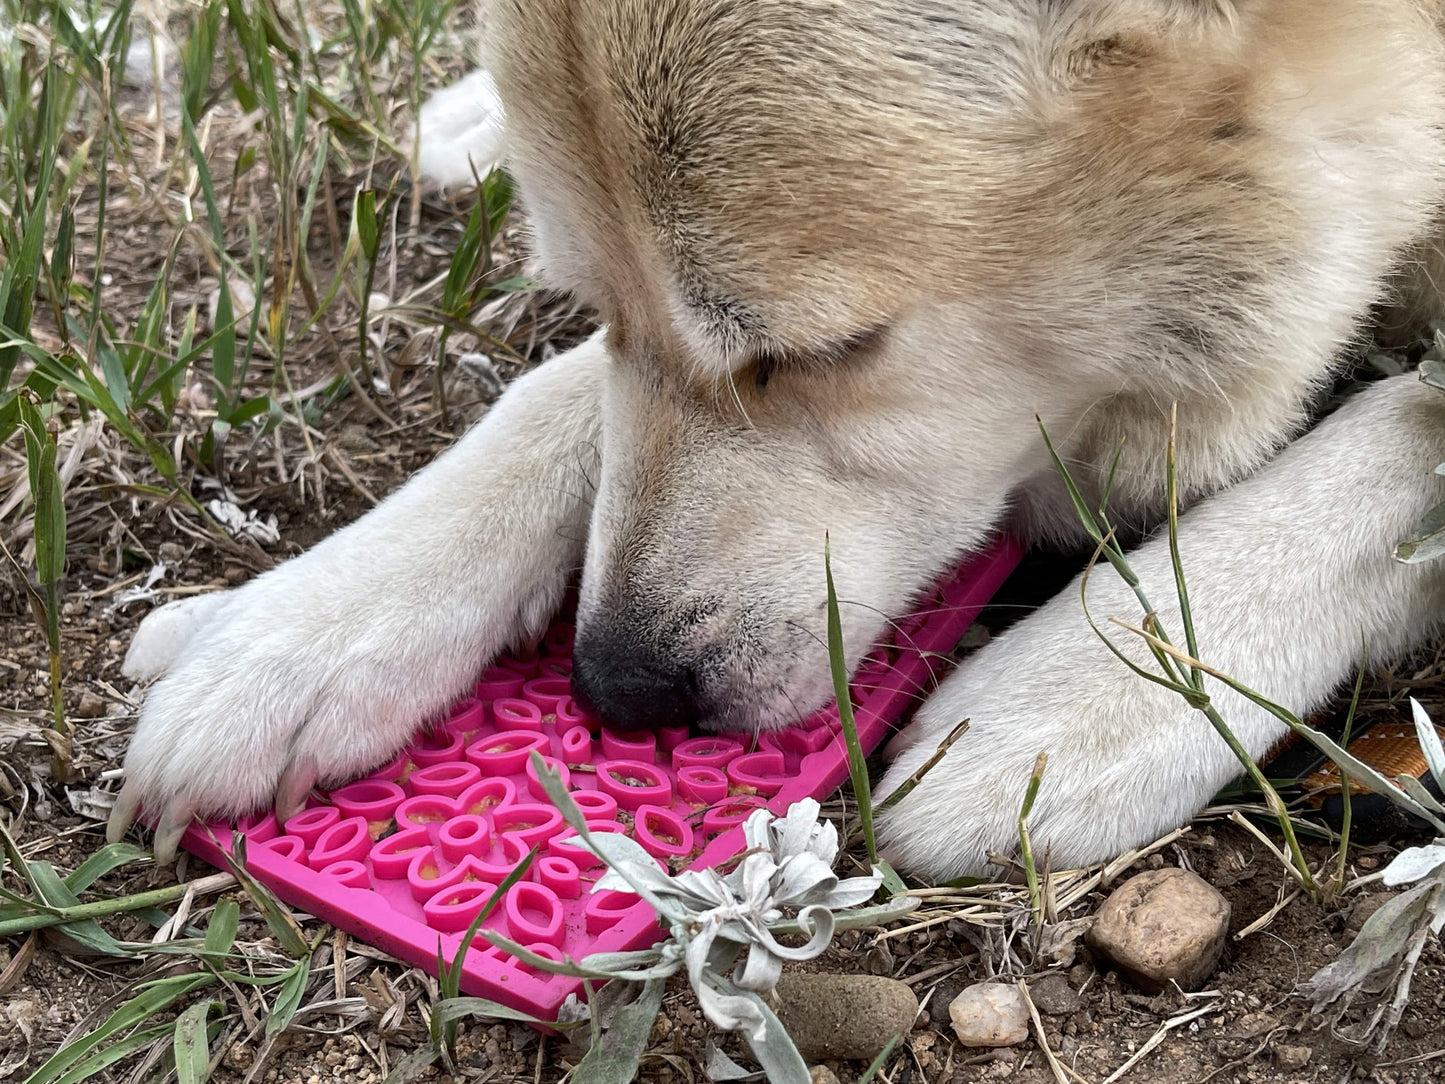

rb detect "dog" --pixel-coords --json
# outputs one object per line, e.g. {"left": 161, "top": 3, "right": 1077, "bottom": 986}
{"left": 109, "top": 0, "right": 1445, "bottom": 879}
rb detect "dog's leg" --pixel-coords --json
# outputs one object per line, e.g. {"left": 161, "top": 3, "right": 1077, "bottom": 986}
{"left": 876, "top": 374, "right": 1445, "bottom": 880}
{"left": 110, "top": 334, "right": 606, "bottom": 861}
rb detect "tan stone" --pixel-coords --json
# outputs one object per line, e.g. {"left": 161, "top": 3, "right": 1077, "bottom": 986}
{"left": 1086, "top": 868, "right": 1230, "bottom": 992}
{"left": 772, "top": 974, "right": 918, "bottom": 1061}
{"left": 1274, "top": 1044, "right": 1312, "bottom": 1070}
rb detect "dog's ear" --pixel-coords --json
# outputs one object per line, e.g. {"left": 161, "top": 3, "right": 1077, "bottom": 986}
{"left": 1047, "top": 0, "right": 1240, "bottom": 83}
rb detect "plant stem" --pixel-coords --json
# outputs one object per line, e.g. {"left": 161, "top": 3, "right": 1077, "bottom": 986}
{"left": 1334, "top": 651, "right": 1367, "bottom": 893}
{"left": 45, "top": 579, "right": 66, "bottom": 738}
{"left": 0, "top": 875, "right": 236, "bottom": 937}
{"left": 1197, "top": 702, "right": 1318, "bottom": 892}
{"left": 1018, "top": 752, "right": 1047, "bottom": 924}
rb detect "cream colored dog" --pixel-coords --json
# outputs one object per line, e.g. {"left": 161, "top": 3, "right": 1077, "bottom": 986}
{"left": 112, "top": 0, "right": 1445, "bottom": 879}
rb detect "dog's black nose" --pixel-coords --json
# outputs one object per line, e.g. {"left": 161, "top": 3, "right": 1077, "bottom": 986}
{"left": 570, "top": 627, "right": 699, "bottom": 731}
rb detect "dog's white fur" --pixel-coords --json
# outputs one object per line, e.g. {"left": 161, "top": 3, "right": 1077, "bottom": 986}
{"left": 407, "top": 68, "right": 506, "bottom": 191}
{"left": 113, "top": 0, "right": 1445, "bottom": 878}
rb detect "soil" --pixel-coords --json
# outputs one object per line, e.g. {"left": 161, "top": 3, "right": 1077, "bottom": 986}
{"left": 4, "top": 491, "right": 1445, "bottom": 1083}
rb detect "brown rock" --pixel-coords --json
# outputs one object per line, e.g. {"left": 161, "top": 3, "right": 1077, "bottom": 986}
{"left": 75, "top": 692, "right": 106, "bottom": 719}
{"left": 808, "top": 1067, "right": 841, "bottom": 1084}
{"left": 1344, "top": 893, "right": 1390, "bottom": 936}
{"left": 772, "top": 974, "right": 918, "bottom": 1061}
{"left": 1086, "top": 868, "right": 1230, "bottom": 992}
{"left": 1233, "top": 1011, "right": 1279, "bottom": 1039}
{"left": 1028, "top": 973, "right": 1081, "bottom": 1016}
{"left": 1274, "top": 1044, "right": 1311, "bottom": 1071}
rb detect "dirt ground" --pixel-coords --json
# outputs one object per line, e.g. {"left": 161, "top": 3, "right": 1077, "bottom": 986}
{"left": 3, "top": 13, "right": 1445, "bottom": 1083}
{"left": 3, "top": 485, "right": 1445, "bottom": 1083}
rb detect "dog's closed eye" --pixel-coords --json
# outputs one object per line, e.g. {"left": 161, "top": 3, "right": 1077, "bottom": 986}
{"left": 752, "top": 325, "right": 887, "bottom": 389}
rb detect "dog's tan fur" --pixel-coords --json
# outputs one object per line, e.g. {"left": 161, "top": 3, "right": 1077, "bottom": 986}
{"left": 113, "top": 0, "right": 1445, "bottom": 876}
{"left": 488, "top": 0, "right": 1445, "bottom": 521}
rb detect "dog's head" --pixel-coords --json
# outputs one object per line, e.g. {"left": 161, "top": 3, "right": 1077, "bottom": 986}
{"left": 478, "top": 0, "right": 1432, "bottom": 732}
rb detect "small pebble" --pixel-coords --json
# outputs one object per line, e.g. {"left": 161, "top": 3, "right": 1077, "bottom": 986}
{"left": 930, "top": 979, "right": 968, "bottom": 1028}
{"left": 772, "top": 973, "right": 918, "bottom": 1061}
{"left": 948, "top": 982, "right": 1030, "bottom": 1048}
{"left": 1344, "top": 893, "right": 1390, "bottom": 936}
{"left": 1086, "top": 868, "right": 1230, "bottom": 992}
{"left": 864, "top": 942, "right": 894, "bottom": 975}
{"left": 1067, "top": 960, "right": 1094, "bottom": 988}
{"left": 1233, "top": 1011, "right": 1278, "bottom": 1039}
{"left": 1274, "top": 1044, "right": 1312, "bottom": 1070}
{"left": 75, "top": 692, "right": 106, "bottom": 719}
{"left": 809, "top": 1067, "right": 841, "bottom": 1084}
{"left": 1027, "top": 973, "right": 1081, "bottom": 1016}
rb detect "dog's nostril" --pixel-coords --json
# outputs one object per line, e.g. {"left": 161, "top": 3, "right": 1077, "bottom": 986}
{"left": 570, "top": 630, "right": 699, "bottom": 732}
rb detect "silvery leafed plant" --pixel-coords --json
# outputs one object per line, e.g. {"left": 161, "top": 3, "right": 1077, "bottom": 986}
{"left": 473, "top": 753, "right": 916, "bottom": 1084}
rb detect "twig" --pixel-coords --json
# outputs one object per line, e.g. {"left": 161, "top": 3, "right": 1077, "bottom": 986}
{"left": 325, "top": 447, "right": 380, "bottom": 505}
{"left": 1055, "top": 827, "right": 1192, "bottom": 911}
{"left": 1017, "top": 979, "right": 1083, "bottom": 1084}
{"left": 0, "top": 872, "right": 236, "bottom": 936}
{"left": 1379, "top": 1047, "right": 1445, "bottom": 1068}
{"left": 902, "top": 959, "right": 973, "bottom": 988}
{"left": 0, "top": 932, "right": 37, "bottom": 994}
{"left": 1234, "top": 886, "right": 1302, "bottom": 941}
{"left": 1019, "top": 752, "right": 1048, "bottom": 926}
{"left": 1099, "top": 1003, "right": 1218, "bottom": 1084}
{"left": 1226, "top": 811, "right": 1310, "bottom": 890}
{"left": 875, "top": 718, "right": 970, "bottom": 812}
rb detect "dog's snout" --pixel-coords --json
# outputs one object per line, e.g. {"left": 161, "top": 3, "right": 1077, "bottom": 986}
{"left": 570, "top": 626, "right": 700, "bottom": 732}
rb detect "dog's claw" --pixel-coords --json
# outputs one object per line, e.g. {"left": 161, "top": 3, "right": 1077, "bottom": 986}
{"left": 152, "top": 802, "right": 195, "bottom": 865}
{"left": 106, "top": 780, "right": 142, "bottom": 845}
{"left": 274, "top": 760, "right": 317, "bottom": 826}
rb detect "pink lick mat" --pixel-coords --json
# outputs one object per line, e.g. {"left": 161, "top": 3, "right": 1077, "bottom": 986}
{"left": 180, "top": 539, "right": 1023, "bottom": 1021}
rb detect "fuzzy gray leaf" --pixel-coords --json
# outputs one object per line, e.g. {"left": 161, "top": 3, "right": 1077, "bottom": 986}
{"left": 571, "top": 977, "right": 667, "bottom": 1084}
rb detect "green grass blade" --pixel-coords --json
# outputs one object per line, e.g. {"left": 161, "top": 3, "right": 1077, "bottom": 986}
{"left": 46, "top": 1022, "right": 178, "bottom": 1084}
{"left": 219, "top": 836, "right": 310, "bottom": 956}
{"left": 21, "top": 973, "right": 215, "bottom": 1084}
{"left": 1335, "top": 648, "right": 1366, "bottom": 887}
{"left": 428, "top": 997, "right": 561, "bottom": 1029}
{"left": 265, "top": 957, "right": 311, "bottom": 1035}
{"left": 443, "top": 845, "right": 537, "bottom": 995}
{"left": 63, "top": 842, "right": 150, "bottom": 892}
{"left": 1164, "top": 405, "right": 1201, "bottom": 687}
{"left": 27, "top": 860, "right": 131, "bottom": 956}
{"left": 16, "top": 392, "right": 66, "bottom": 587}
{"left": 823, "top": 536, "right": 878, "bottom": 867}
{"left": 858, "top": 1035, "right": 900, "bottom": 1084}
{"left": 203, "top": 897, "right": 240, "bottom": 967}
{"left": 173, "top": 1001, "right": 222, "bottom": 1084}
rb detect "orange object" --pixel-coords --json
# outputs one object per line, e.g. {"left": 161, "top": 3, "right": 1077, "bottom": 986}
{"left": 1300, "top": 720, "right": 1444, "bottom": 801}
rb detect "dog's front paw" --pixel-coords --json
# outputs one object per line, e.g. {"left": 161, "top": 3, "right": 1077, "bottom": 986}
{"left": 109, "top": 561, "right": 453, "bottom": 861}
{"left": 873, "top": 675, "right": 1227, "bottom": 882}
{"left": 121, "top": 591, "right": 237, "bottom": 682}
{"left": 411, "top": 69, "right": 506, "bottom": 191}
{"left": 872, "top": 572, "right": 1284, "bottom": 881}
{"left": 108, "top": 339, "right": 606, "bottom": 862}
